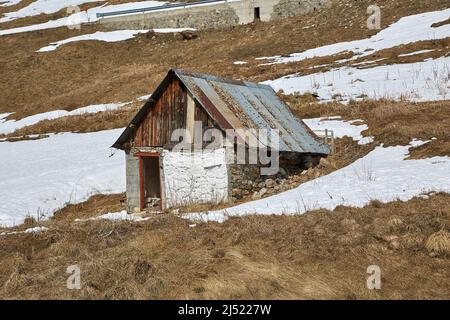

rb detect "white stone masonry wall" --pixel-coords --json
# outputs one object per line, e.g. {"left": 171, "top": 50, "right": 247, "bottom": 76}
{"left": 162, "top": 148, "right": 229, "bottom": 208}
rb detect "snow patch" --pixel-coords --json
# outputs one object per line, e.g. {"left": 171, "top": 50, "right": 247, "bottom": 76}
{"left": 0, "top": 0, "right": 105, "bottom": 23}
{"left": 186, "top": 140, "right": 450, "bottom": 223}
{"left": 37, "top": 30, "right": 149, "bottom": 52}
{"left": 398, "top": 49, "right": 435, "bottom": 57}
{"left": 0, "top": 129, "right": 125, "bottom": 227}
{"left": 138, "top": 94, "right": 152, "bottom": 101}
{"left": 1, "top": 226, "right": 49, "bottom": 236}
{"left": 153, "top": 27, "right": 196, "bottom": 33}
{"left": 0, "top": 0, "right": 22, "bottom": 7}
{"left": 266, "top": 57, "right": 450, "bottom": 102}
{"left": 304, "top": 117, "right": 374, "bottom": 145}
{"left": 75, "top": 210, "right": 150, "bottom": 222}
{"left": 259, "top": 8, "right": 450, "bottom": 65}
{"left": 0, "top": 1, "right": 167, "bottom": 36}
{"left": 37, "top": 28, "right": 196, "bottom": 52}
{"left": 0, "top": 102, "right": 128, "bottom": 135}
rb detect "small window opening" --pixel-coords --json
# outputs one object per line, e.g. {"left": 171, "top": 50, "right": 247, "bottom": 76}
{"left": 254, "top": 7, "right": 261, "bottom": 21}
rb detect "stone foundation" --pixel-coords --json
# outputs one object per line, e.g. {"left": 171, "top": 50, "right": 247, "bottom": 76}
{"left": 229, "top": 152, "right": 323, "bottom": 200}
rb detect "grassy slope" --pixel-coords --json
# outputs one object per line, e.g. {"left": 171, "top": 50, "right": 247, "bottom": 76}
{"left": 0, "top": 0, "right": 448, "bottom": 118}
{"left": 0, "top": 193, "right": 449, "bottom": 299}
{"left": 0, "top": 0, "right": 449, "bottom": 299}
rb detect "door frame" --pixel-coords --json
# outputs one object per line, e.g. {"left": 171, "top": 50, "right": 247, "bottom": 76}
{"left": 134, "top": 152, "right": 163, "bottom": 211}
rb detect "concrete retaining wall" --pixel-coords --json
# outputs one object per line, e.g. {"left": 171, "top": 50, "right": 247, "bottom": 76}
{"left": 100, "top": 0, "right": 332, "bottom": 30}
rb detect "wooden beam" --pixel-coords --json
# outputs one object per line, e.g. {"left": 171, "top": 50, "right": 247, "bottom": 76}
{"left": 139, "top": 157, "right": 145, "bottom": 211}
{"left": 186, "top": 93, "right": 195, "bottom": 143}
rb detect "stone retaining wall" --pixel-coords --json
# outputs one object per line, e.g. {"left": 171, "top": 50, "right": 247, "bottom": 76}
{"left": 100, "top": 0, "right": 332, "bottom": 30}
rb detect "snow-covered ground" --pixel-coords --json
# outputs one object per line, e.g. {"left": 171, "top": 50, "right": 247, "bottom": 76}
{"left": 0, "top": 0, "right": 167, "bottom": 36}
{"left": 258, "top": 8, "right": 450, "bottom": 65}
{"left": 0, "top": 102, "right": 128, "bottom": 135}
{"left": 398, "top": 49, "right": 435, "bottom": 57}
{"left": 37, "top": 30, "right": 149, "bottom": 52}
{"left": 37, "top": 28, "right": 196, "bottom": 52}
{"left": 258, "top": 9, "right": 450, "bottom": 102}
{"left": 0, "top": 0, "right": 23, "bottom": 7}
{"left": 0, "top": 0, "right": 104, "bottom": 23}
{"left": 0, "top": 226, "right": 49, "bottom": 236}
{"left": 0, "top": 129, "right": 125, "bottom": 227}
{"left": 266, "top": 57, "right": 450, "bottom": 102}
{"left": 0, "top": 17, "right": 74, "bottom": 35}
{"left": 304, "top": 117, "right": 374, "bottom": 145}
{"left": 75, "top": 210, "right": 150, "bottom": 222}
{"left": 186, "top": 140, "right": 450, "bottom": 223}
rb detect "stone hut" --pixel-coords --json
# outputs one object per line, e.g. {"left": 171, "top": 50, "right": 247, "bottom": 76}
{"left": 112, "top": 69, "right": 330, "bottom": 212}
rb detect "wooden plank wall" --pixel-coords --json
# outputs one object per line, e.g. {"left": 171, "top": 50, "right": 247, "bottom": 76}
{"left": 195, "top": 102, "right": 215, "bottom": 131}
{"left": 134, "top": 76, "right": 188, "bottom": 147}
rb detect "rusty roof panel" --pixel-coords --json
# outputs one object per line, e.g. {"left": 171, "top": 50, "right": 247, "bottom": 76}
{"left": 175, "top": 69, "right": 330, "bottom": 154}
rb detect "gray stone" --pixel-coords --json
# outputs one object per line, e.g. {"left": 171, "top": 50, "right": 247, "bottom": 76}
{"left": 259, "top": 187, "right": 268, "bottom": 196}
{"left": 265, "top": 178, "right": 276, "bottom": 188}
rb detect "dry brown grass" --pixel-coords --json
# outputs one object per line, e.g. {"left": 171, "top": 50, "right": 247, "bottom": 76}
{"left": 247, "top": 38, "right": 450, "bottom": 84}
{"left": 425, "top": 230, "right": 450, "bottom": 256}
{"left": 431, "top": 17, "right": 450, "bottom": 28}
{"left": 52, "top": 193, "right": 126, "bottom": 223}
{"left": 0, "top": 1, "right": 103, "bottom": 30}
{"left": 0, "top": 0, "right": 448, "bottom": 119}
{"left": 285, "top": 98, "right": 450, "bottom": 159}
{"left": 0, "top": 133, "right": 48, "bottom": 142}
{"left": 1, "top": 103, "right": 140, "bottom": 138}
{"left": 0, "top": 0, "right": 34, "bottom": 15}
{"left": 0, "top": 193, "right": 449, "bottom": 299}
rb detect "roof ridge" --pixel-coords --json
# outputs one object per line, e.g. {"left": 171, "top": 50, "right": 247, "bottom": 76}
{"left": 172, "top": 69, "right": 272, "bottom": 90}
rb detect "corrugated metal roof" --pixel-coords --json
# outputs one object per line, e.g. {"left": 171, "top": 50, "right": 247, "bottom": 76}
{"left": 113, "top": 69, "right": 330, "bottom": 155}
{"left": 174, "top": 69, "right": 330, "bottom": 154}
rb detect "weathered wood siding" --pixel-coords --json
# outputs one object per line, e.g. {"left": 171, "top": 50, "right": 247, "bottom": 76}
{"left": 134, "top": 77, "right": 188, "bottom": 147}
{"left": 194, "top": 101, "right": 216, "bottom": 135}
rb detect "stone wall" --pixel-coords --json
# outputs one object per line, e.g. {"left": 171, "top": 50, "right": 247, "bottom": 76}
{"left": 125, "top": 146, "right": 324, "bottom": 212}
{"left": 103, "top": 4, "right": 240, "bottom": 30}
{"left": 100, "top": 0, "right": 332, "bottom": 30}
{"left": 161, "top": 148, "right": 229, "bottom": 208}
{"left": 271, "top": 0, "right": 331, "bottom": 19}
{"left": 229, "top": 152, "right": 323, "bottom": 200}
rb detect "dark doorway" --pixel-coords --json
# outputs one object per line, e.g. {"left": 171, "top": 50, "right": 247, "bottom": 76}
{"left": 254, "top": 7, "right": 261, "bottom": 21}
{"left": 140, "top": 155, "right": 161, "bottom": 209}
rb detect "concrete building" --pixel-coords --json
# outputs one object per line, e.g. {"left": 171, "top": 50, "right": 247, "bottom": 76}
{"left": 99, "top": 0, "right": 332, "bottom": 30}
{"left": 112, "top": 69, "right": 330, "bottom": 212}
